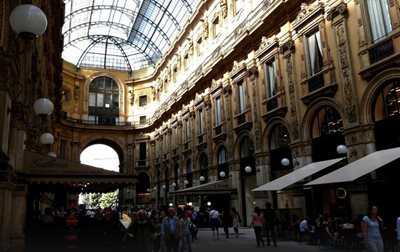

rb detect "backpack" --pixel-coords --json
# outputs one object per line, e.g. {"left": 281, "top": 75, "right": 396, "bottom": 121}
{"left": 189, "top": 223, "right": 198, "bottom": 236}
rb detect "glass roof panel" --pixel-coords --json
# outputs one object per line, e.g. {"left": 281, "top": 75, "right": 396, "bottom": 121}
{"left": 62, "top": 0, "right": 201, "bottom": 72}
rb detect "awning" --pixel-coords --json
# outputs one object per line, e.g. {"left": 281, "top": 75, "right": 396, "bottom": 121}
{"left": 19, "top": 151, "right": 136, "bottom": 192}
{"left": 305, "top": 147, "right": 400, "bottom": 186}
{"left": 252, "top": 158, "right": 343, "bottom": 191}
{"left": 169, "top": 179, "right": 237, "bottom": 196}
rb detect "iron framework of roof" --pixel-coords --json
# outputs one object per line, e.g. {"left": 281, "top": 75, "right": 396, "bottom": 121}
{"left": 62, "top": 0, "right": 201, "bottom": 72}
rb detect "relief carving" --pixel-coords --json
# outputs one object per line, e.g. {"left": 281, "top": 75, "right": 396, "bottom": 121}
{"left": 335, "top": 22, "right": 357, "bottom": 123}
{"left": 285, "top": 55, "right": 299, "bottom": 140}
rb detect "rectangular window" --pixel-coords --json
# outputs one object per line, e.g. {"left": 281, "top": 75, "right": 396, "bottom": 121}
{"left": 140, "top": 116, "right": 146, "bottom": 124}
{"left": 89, "top": 92, "right": 96, "bottom": 106}
{"left": 172, "top": 68, "right": 177, "bottom": 83}
{"left": 215, "top": 96, "right": 222, "bottom": 125}
{"left": 197, "top": 38, "right": 203, "bottom": 56}
{"left": 366, "top": 0, "right": 392, "bottom": 42}
{"left": 265, "top": 59, "right": 277, "bottom": 98}
{"left": 198, "top": 109, "right": 204, "bottom": 134}
{"left": 139, "top": 95, "right": 147, "bottom": 106}
{"left": 96, "top": 93, "right": 104, "bottom": 107}
{"left": 306, "top": 30, "right": 323, "bottom": 77}
{"left": 139, "top": 142, "right": 147, "bottom": 161}
{"left": 104, "top": 94, "right": 111, "bottom": 108}
{"left": 237, "top": 81, "right": 246, "bottom": 113}
{"left": 173, "top": 127, "right": 178, "bottom": 147}
{"left": 184, "top": 118, "right": 190, "bottom": 141}
{"left": 139, "top": 142, "right": 147, "bottom": 166}
{"left": 213, "top": 17, "right": 220, "bottom": 37}
{"left": 163, "top": 134, "right": 167, "bottom": 153}
{"left": 183, "top": 54, "right": 189, "bottom": 70}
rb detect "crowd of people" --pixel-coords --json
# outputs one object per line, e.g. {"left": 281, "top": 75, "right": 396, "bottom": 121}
{"left": 26, "top": 203, "right": 400, "bottom": 252}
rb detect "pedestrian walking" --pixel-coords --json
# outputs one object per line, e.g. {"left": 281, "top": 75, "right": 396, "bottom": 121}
{"left": 231, "top": 208, "right": 241, "bottom": 238}
{"left": 250, "top": 206, "right": 265, "bottom": 247}
{"left": 263, "top": 202, "right": 277, "bottom": 247}
{"left": 361, "top": 205, "right": 384, "bottom": 252}
{"left": 161, "top": 207, "right": 181, "bottom": 252}
{"left": 209, "top": 207, "right": 221, "bottom": 240}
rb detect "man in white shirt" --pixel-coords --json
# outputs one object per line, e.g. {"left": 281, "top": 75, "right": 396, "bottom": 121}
{"left": 209, "top": 208, "right": 220, "bottom": 240}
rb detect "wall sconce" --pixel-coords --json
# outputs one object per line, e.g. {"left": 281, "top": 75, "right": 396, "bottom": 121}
{"left": 188, "top": 202, "right": 193, "bottom": 207}
{"left": 199, "top": 176, "right": 205, "bottom": 182}
{"left": 219, "top": 171, "right": 226, "bottom": 178}
{"left": 281, "top": 158, "right": 299, "bottom": 167}
{"left": 10, "top": 4, "right": 48, "bottom": 38}
{"left": 169, "top": 203, "right": 174, "bottom": 207}
{"left": 184, "top": 180, "right": 189, "bottom": 185}
{"left": 172, "top": 182, "right": 177, "bottom": 187}
{"left": 207, "top": 201, "right": 211, "bottom": 206}
{"left": 162, "top": 184, "right": 166, "bottom": 189}
{"left": 244, "top": 165, "right": 252, "bottom": 173}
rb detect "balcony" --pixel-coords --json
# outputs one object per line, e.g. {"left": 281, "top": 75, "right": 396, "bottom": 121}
{"left": 307, "top": 72, "right": 325, "bottom": 93}
{"left": 60, "top": 112, "right": 132, "bottom": 129}
{"left": 369, "top": 38, "right": 394, "bottom": 64}
{"left": 212, "top": 123, "right": 227, "bottom": 143}
{"left": 233, "top": 110, "right": 253, "bottom": 135}
{"left": 196, "top": 133, "right": 207, "bottom": 151}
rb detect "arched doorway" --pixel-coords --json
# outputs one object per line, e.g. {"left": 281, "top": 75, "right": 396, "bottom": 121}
{"left": 370, "top": 78, "right": 400, "bottom": 222}
{"left": 88, "top": 76, "right": 120, "bottom": 125}
{"left": 239, "top": 135, "right": 256, "bottom": 226}
{"left": 136, "top": 172, "right": 150, "bottom": 206}
{"left": 373, "top": 78, "right": 400, "bottom": 150}
{"left": 268, "top": 124, "right": 292, "bottom": 208}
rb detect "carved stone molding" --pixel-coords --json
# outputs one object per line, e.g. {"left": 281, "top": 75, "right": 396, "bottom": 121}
{"left": 279, "top": 39, "right": 295, "bottom": 55}
{"left": 335, "top": 23, "right": 357, "bottom": 123}
{"left": 262, "top": 106, "right": 288, "bottom": 122}
{"left": 326, "top": 2, "right": 348, "bottom": 21}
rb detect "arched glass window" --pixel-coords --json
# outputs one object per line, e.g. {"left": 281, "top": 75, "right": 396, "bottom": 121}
{"left": 374, "top": 79, "right": 400, "bottom": 121}
{"left": 218, "top": 147, "right": 227, "bottom": 165}
{"left": 311, "top": 106, "right": 343, "bottom": 139}
{"left": 373, "top": 78, "right": 400, "bottom": 150}
{"left": 240, "top": 136, "right": 254, "bottom": 158}
{"left": 88, "top": 76, "right": 119, "bottom": 125}
{"left": 269, "top": 124, "right": 290, "bottom": 150}
{"left": 311, "top": 106, "right": 345, "bottom": 161}
{"left": 269, "top": 124, "right": 292, "bottom": 171}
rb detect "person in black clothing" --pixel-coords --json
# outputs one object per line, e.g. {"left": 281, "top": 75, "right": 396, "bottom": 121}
{"left": 221, "top": 209, "right": 232, "bottom": 238}
{"left": 263, "top": 202, "right": 277, "bottom": 247}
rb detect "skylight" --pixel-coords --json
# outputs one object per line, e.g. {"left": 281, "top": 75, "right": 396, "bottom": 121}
{"left": 62, "top": 0, "right": 201, "bottom": 72}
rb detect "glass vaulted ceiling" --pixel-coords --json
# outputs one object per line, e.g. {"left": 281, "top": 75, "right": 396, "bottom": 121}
{"left": 62, "top": 0, "right": 201, "bottom": 72}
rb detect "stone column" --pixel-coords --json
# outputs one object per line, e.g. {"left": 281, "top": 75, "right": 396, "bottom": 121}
{"left": 0, "top": 170, "right": 16, "bottom": 252}
{"left": 10, "top": 184, "right": 28, "bottom": 252}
